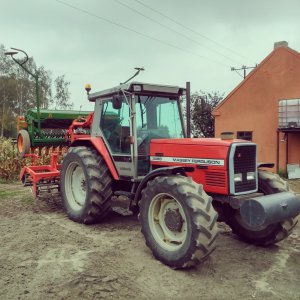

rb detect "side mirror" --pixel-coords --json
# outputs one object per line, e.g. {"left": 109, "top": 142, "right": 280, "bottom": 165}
{"left": 112, "top": 95, "right": 123, "bottom": 110}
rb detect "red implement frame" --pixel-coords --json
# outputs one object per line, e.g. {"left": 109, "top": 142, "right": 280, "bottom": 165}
{"left": 20, "top": 153, "right": 61, "bottom": 197}
{"left": 19, "top": 114, "right": 93, "bottom": 198}
{"left": 67, "top": 113, "right": 94, "bottom": 143}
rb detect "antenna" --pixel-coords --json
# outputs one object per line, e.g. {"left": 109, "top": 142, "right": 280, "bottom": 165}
{"left": 121, "top": 67, "right": 145, "bottom": 84}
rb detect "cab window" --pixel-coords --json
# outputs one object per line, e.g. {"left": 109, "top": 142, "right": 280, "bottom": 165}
{"left": 101, "top": 99, "right": 130, "bottom": 154}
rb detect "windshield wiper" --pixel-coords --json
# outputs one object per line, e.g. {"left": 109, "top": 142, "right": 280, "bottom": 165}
{"left": 138, "top": 95, "right": 146, "bottom": 128}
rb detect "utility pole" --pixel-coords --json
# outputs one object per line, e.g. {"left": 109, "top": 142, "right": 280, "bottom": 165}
{"left": 231, "top": 65, "right": 257, "bottom": 79}
{"left": 0, "top": 76, "right": 8, "bottom": 138}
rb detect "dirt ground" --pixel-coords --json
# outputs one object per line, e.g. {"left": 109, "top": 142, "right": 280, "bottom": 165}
{"left": 0, "top": 180, "right": 300, "bottom": 300}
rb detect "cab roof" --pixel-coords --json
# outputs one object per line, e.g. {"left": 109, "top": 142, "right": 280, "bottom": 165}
{"left": 88, "top": 81, "right": 185, "bottom": 102}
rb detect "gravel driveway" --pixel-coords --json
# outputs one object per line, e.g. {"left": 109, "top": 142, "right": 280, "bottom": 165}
{"left": 0, "top": 181, "right": 300, "bottom": 300}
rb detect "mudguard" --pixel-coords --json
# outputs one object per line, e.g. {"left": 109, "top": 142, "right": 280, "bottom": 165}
{"left": 133, "top": 166, "right": 194, "bottom": 206}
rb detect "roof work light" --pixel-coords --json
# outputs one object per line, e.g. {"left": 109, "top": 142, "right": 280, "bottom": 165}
{"left": 85, "top": 84, "right": 91, "bottom": 95}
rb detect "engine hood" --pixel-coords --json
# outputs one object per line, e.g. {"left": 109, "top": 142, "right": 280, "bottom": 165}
{"left": 151, "top": 138, "right": 249, "bottom": 147}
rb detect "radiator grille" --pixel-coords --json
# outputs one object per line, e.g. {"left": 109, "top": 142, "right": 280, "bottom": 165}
{"left": 234, "top": 145, "right": 257, "bottom": 193}
{"left": 206, "top": 171, "right": 226, "bottom": 187}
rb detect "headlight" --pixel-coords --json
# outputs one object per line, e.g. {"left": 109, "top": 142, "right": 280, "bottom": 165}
{"left": 133, "top": 84, "right": 142, "bottom": 92}
{"left": 247, "top": 172, "right": 255, "bottom": 180}
{"left": 234, "top": 173, "right": 242, "bottom": 182}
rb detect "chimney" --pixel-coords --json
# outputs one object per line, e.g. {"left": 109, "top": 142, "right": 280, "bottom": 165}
{"left": 274, "top": 41, "right": 288, "bottom": 49}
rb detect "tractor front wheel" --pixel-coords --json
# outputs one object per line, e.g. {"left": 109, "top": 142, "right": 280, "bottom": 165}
{"left": 226, "top": 170, "right": 297, "bottom": 246}
{"left": 61, "top": 146, "right": 112, "bottom": 224}
{"left": 139, "top": 176, "right": 219, "bottom": 269}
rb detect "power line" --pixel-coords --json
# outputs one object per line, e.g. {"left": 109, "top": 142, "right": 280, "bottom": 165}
{"left": 113, "top": 0, "right": 241, "bottom": 65}
{"left": 133, "top": 0, "right": 255, "bottom": 64}
{"left": 54, "top": 0, "right": 229, "bottom": 67}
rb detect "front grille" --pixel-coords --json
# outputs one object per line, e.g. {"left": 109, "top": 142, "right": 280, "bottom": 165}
{"left": 234, "top": 145, "right": 257, "bottom": 193}
{"left": 206, "top": 171, "right": 226, "bottom": 187}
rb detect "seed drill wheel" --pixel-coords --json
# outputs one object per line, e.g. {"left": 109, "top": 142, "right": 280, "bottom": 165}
{"left": 61, "top": 146, "right": 112, "bottom": 224}
{"left": 139, "top": 176, "right": 219, "bottom": 269}
{"left": 17, "top": 130, "right": 30, "bottom": 158}
{"left": 226, "top": 170, "right": 297, "bottom": 246}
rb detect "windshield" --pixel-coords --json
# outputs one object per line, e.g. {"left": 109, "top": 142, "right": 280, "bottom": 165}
{"left": 135, "top": 95, "right": 184, "bottom": 139}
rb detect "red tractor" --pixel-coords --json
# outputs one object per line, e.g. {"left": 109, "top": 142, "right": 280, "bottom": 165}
{"left": 21, "top": 81, "right": 300, "bottom": 269}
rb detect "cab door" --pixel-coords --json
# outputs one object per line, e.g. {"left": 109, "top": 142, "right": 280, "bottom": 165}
{"left": 99, "top": 98, "right": 134, "bottom": 178}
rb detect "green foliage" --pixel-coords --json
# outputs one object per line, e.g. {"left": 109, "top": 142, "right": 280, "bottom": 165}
{"left": 191, "top": 91, "right": 224, "bottom": 138}
{"left": 0, "top": 138, "right": 24, "bottom": 181}
{"left": 0, "top": 43, "right": 73, "bottom": 138}
{"left": 278, "top": 168, "right": 287, "bottom": 179}
{"left": 0, "top": 138, "right": 65, "bottom": 182}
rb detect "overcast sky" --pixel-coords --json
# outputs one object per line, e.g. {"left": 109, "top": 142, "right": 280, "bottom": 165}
{"left": 1, "top": 0, "right": 300, "bottom": 110}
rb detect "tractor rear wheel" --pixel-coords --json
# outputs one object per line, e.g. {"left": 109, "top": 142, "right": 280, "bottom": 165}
{"left": 139, "top": 176, "right": 219, "bottom": 269}
{"left": 61, "top": 146, "right": 112, "bottom": 224}
{"left": 17, "top": 130, "right": 30, "bottom": 158}
{"left": 226, "top": 170, "right": 297, "bottom": 246}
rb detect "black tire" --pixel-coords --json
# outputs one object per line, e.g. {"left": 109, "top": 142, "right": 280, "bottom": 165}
{"left": 17, "top": 130, "right": 30, "bottom": 158}
{"left": 60, "top": 146, "right": 112, "bottom": 224}
{"left": 226, "top": 170, "right": 297, "bottom": 246}
{"left": 139, "top": 176, "right": 219, "bottom": 269}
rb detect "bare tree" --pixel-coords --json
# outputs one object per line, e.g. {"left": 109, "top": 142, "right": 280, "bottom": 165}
{"left": 53, "top": 75, "right": 73, "bottom": 110}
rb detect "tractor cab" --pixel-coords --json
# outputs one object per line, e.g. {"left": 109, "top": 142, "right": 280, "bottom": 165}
{"left": 88, "top": 82, "right": 186, "bottom": 178}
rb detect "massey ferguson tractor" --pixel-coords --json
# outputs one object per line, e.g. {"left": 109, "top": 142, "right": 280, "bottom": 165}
{"left": 18, "top": 81, "right": 300, "bottom": 269}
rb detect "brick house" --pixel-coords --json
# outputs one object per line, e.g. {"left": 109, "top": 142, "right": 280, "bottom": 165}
{"left": 213, "top": 41, "right": 300, "bottom": 173}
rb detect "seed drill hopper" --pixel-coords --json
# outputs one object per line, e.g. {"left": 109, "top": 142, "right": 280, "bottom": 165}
{"left": 17, "top": 108, "right": 91, "bottom": 156}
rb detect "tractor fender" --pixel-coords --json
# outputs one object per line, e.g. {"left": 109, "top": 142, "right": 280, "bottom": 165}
{"left": 70, "top": 137, "right": 119, "bottom": 180}
{"left": 133, "top": 166, "right": 194, "bottom": 206}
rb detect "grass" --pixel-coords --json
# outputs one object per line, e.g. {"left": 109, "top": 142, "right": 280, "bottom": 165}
{"left": 0, "top": 183, "right": 34, "bottom": 204}
{"left": 21, "top": 195, "right": 34, "bottom": 204}
{"left": 0, "top": 190, "right": 23, "bottom": 199}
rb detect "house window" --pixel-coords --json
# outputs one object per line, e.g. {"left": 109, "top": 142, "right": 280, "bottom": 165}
{"left": 237, "top": 131, "right": 253, "bottom": 141}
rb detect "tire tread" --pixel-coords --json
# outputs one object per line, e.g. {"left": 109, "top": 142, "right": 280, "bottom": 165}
{"left": 226, "top": 170, "right": 297, "bottom": 246}
{"left": 61, "top": 146, "right": 112, "bottom": 224}
{"left": 139, "top": 175, "right": 219, "bottom": 269}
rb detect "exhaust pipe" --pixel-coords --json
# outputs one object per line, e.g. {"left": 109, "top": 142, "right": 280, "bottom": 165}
{"left": 240, "top": 192, "right": 300, "bottom": 228}
{"left": 186, "top": 81, "right": 191, "bottom": 138}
